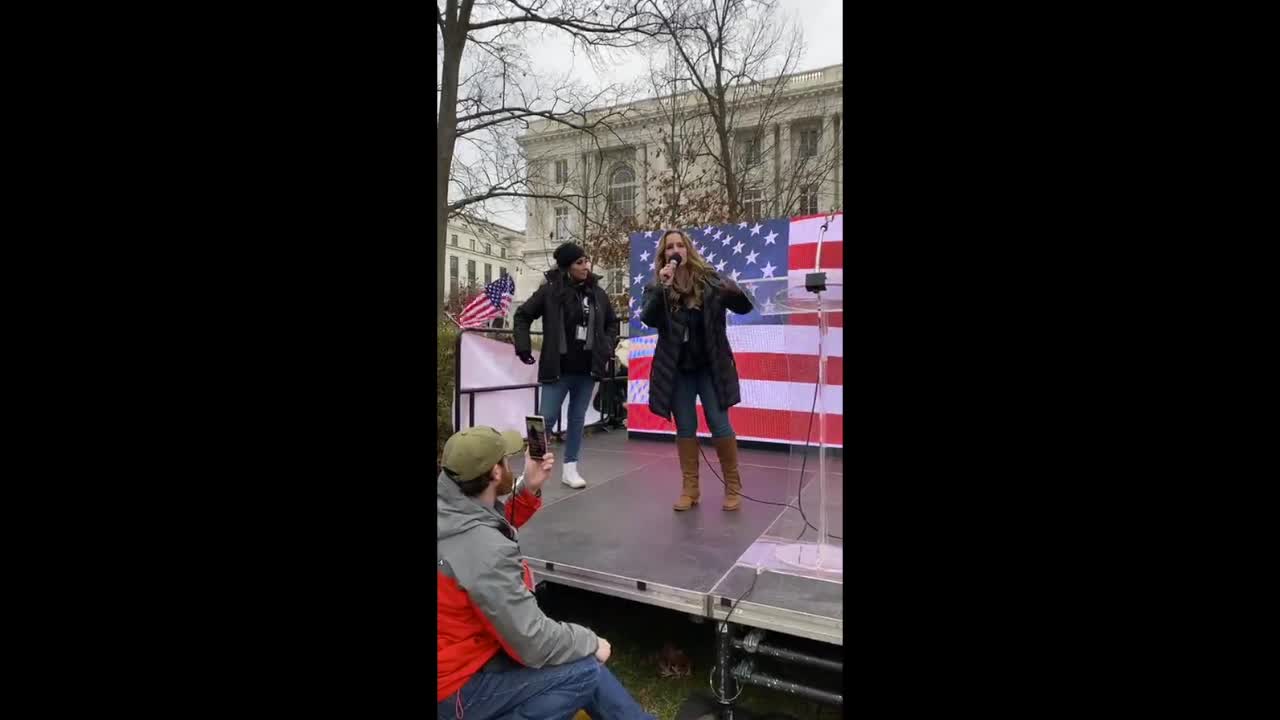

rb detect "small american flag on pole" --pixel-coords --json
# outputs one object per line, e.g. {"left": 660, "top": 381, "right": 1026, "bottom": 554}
{"left": 456, "top": 274, "right": 516, "bottom": 328}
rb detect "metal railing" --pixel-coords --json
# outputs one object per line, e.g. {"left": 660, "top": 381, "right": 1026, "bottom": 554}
{"left": 784, "top": 66, "right": 842, "bottom": 88}
{"left": 453, "top": 327, "right": 626, "bottom": 432}
{"left": 454, "top": 328, "right": 543, "bottom": 433}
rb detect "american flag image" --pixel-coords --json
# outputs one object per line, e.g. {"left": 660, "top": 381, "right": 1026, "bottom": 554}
{"left": 626, "top": 213, "right": 843, "bottom": 447}
{"left": 457, "top": 274, "right": 516, "bottom": 328}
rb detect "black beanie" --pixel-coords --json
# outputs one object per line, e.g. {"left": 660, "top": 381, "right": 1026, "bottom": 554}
{"left": 554, "top": 243, "right": 586, "bottom": 269}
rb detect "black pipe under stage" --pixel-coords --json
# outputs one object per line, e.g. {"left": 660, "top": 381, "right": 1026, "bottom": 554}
{"left": 508, "top": 431, "right": 843, "bottom": 646}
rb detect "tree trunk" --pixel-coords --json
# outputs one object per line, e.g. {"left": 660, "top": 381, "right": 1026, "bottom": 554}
{"left": 436, "top": 0, "right": 471, "bottom": 320}
{"left": 713, "top": 99, "right": 739, "bottom": 223}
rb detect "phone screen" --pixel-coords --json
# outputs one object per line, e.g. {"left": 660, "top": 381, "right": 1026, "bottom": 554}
{"left": 526, "top": 416, "right": 547, "bottom": 459}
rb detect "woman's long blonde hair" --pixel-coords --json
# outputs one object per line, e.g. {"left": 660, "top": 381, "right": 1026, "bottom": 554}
{"left": 655, "top": 229, "right": 715, "bottom": 308}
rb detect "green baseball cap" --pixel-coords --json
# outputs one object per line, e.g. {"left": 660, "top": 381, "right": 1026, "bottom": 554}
{"left": 442, "top": 426, "right": 524, "bottom": 482}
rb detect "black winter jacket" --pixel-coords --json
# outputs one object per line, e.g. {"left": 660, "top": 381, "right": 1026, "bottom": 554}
{"left": 513, "top": 269, "right": 619, "bottom": 383}
{"left": 639, "top": 273, "right": 753, "bottom": 419}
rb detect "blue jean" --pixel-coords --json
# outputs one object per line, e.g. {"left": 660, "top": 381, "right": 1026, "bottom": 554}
{"left": 541, "top": 373, "right": 595, "bottom": 463}
{"left": 437, "top": 655, "right": 654, "bottom": 720}
{"left": 672, "top": 369, "right": 735, "bottom": 439}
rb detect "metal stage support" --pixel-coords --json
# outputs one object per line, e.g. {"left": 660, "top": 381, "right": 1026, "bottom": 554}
{"left": 715, "top": 622, "right": 739, "bottom": 720}
{"left": 679, "top": 623, "right": 843, "bottom": 720}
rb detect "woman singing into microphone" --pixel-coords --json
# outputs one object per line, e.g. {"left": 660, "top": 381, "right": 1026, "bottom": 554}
{"left": 640, "top": 230, "right": 753, "bottom": 511}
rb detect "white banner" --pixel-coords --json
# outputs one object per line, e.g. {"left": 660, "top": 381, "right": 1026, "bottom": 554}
{"left": 453, "top": 333, "right": 601, "bottom": 437}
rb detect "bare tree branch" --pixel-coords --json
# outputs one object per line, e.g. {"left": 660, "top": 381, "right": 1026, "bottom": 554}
{"left": 435, "top": 0, "right": 658, "bottom": 317}
{"left": 469, "top": 0, "right": 661, "bottom": 43}
{"left": 638, "top": 0, "right": 812, "bottom": 222}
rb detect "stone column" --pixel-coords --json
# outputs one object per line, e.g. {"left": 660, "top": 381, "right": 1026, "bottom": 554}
{"left": 773, "top": 123, "right": 782, "bottom": 212}
{"left": 831, "top": 112, "right": 842, "bottom": 211}
{"left": 580, "top": 150, "right": 591, "bottom": 242}
{"left": 640, "top": 143, "right": 649, "bottom": 228}
{"left": 822, "top": 113, "right": 837, "bottom": 213}
{"left": 778, "top": 121, "right": 792, "bottom": 217}
{"left": 510, "top": 233, "right": 530, "bottom": 304}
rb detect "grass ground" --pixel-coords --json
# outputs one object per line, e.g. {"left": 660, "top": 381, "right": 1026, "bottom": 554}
{"left": 537, "top": 584, "right": 842, "bottom": 720}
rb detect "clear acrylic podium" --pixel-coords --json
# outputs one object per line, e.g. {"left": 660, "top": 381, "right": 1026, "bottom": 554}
{"left": 737, "top": 274, "right": 843, "bottom": 583}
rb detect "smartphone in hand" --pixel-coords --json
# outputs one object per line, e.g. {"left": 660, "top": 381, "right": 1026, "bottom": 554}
{"left": 526, "top": 415, "right": 548, "bottom": 460}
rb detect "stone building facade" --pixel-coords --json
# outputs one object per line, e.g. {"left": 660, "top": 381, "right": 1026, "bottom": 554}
{"left": 445, "top": 217, "right": 522, "bottom": 304}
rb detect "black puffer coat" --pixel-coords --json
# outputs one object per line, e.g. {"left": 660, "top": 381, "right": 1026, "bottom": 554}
{"left": 639, "top": 273, "right": 753, "bottom": 419}
{"left": 514, "top": 269, "right": 619, "bottom": 383}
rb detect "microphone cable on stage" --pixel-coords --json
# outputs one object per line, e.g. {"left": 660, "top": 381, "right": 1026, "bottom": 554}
{"left": 661, "top": 412, "right": 798, "bottom": 512}
{"left": 687, "top": 425, "right": 843, "bottom": 543}
{"left": 690, "top": 388, "right": 842, "bottom": 540}
{"left": 722, "top": 565, "right": 761, "bottom": 626}
{"left": 696, "top": 444, "right": 800, "bottom": 511}
{"left": 792, "top": 374, "right": 842, "bottom": 542}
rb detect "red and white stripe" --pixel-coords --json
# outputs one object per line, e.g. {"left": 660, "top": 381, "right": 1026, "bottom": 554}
{"left": 627, "top": 324, "right": 844, "bottom": 447}
{"left": 787, "top": 212, "right": 843, "bottom": 298}
{"left": 785, "top": 213, "right": 843, "bottom": 326}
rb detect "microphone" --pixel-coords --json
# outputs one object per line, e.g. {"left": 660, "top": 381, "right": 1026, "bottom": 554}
{"left": 662, "top": 254, "right": 681, "bottom": 284}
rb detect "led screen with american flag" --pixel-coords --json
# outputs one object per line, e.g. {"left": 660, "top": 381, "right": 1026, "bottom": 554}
{"left": 626, "top": 212, "right": 843, "bottom": 447}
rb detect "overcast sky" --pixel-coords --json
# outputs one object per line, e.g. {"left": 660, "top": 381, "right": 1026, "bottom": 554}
{"left": 456, "top": 0, "right": 843, "bottom": 233}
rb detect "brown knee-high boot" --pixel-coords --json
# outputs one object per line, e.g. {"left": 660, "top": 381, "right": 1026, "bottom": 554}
{"left": 712, "top": 437, "right": 743, "bottom": 511}
{"left": 674, "top": 438, "right": 701, "bottom": 511}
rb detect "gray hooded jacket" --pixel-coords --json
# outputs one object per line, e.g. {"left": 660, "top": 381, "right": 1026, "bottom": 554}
{"left": 436, "top": 472, "right": 598, "bottom": 669}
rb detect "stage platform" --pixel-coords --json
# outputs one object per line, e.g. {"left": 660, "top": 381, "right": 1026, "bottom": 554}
{"left": 510, "top": 431, "right": 843, "bottom": 646}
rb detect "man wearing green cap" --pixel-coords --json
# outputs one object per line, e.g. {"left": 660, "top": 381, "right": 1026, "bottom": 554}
{"left": 437, "top": 426, "right": 654, "bottom": 720}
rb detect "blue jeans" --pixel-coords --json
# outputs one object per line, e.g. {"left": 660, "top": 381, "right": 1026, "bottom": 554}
{"left": 437, "top": 655, "right": 654, "bottom": 720}
{"left": 672, "top": 369, "right": 735, "bottom": 439}
{"left": 541, "top": 373, "right": 595, "bottom": 463}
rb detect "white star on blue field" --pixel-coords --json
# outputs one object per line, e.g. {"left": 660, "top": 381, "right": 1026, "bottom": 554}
{"left": 627, "top": 219, "right": 790, "bottom": 334}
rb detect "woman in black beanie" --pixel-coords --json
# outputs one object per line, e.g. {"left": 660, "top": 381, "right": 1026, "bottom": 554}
{"left": 513, "top": 243, "right": 619, "bottom": 489}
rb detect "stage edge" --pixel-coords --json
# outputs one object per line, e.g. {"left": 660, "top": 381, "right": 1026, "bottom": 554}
{"left": 529, "top": 559, "right": 843, "bottom": 646}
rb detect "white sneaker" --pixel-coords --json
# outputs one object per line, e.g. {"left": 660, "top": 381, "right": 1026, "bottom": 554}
{"left": 561, "top": 461, "right": 587, "bottom": 488}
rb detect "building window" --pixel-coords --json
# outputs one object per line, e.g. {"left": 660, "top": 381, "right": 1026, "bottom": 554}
{"left": 469, "top": 238, "right": 476, "bottom": 251}
{"left": 743, "top": 187, "right": 765, "bottom": 220}
{"left": 800, "top": 185, "right": 819, "bottom": 215}
{"left": 467, "top": 259, "right": 476, "bottom": 287}
{"left": 499, "top": 267, "right": 508, "bottom": 279}
{"left": 484, "top": 263, "right": 492, "bottom": 285}
{"left": 554, "top": 206, "right": 571, "bottom": 240}
{"left": 450, "top": 234, "right": 458, "bottom": 246}
{"left": 608, "top": 166, "right": 636, "bottom": 222}
{"left": 449, "top": 256, "right": 459, "bottom": 298}
{"left": 555, "top": 159, "right": 569, "bottom": 184}
{"left": 666, "top": 140, "right": 681, "bottom": 167}
{"left": 799, "top": 127, "right": 819, "bottom": 158}
{"left": 500, "top": 247, "right": 506, "bottom": 259}
{"left": 737, "top": 135, "right": 760, "bottom": 166}
{"left": 485, "top": 242, "right": 492, "bottom": 255}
